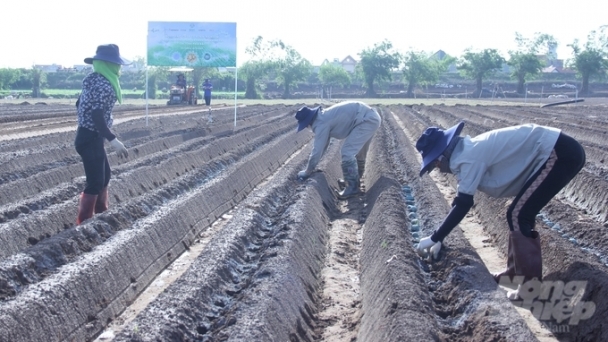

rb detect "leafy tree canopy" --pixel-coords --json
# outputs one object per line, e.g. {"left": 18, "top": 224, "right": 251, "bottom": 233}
{"left": 508, "top": 32, "right": 557, "bottom": 94}
{"left": 271, "top": 41, "right": 312, "bottom": 99}
{"left": 402, "top": 50, "right": 451, "bottom": 96}
{"left": 567, "top": 26, "right": 608, "bottom": 94}
{"left": 318, "top": 63, "right": 351, "bottom": 88}
{"left": 0, "top": 68, "right": 21, "bottom": 90}
{"left": 458, "top": 48, "right": 505, "bottom": 94}
{"left": 357, "top": 40, "right": 401, "bottom": 97}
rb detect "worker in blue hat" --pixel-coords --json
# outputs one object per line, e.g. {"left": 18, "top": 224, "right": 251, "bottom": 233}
{"left": 415, "top": 121, "right": 585, "bottom": 300}
{"left": 294, "top": 101, "right": 381, "bottom": 199}
{"left": 74, "top": 44, "right": 130, "bottom": 225}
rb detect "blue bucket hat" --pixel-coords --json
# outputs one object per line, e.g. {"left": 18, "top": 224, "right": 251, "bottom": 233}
{"left": 416, "top": 121, "right": 464, "bottom": 176}
{"left": 295, "top": 106, "right": 320, "bottom": 132}
{"left": 84, "top": 44, "right": 131, "bottom": 65}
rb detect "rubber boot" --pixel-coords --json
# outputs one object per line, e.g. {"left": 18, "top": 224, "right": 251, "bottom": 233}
{"left": 76, "top": 193, "right": 98, "bottom": 225}
{"left": 337, "top": 160, "right": 360, "bottom": 199}
{"left": 493, "top": 235, "right": 515, "bottom": 283}
{"left": 506, "top": 230, "right": 542, "bottom": 300}
{"left": 95, "top": 187, "right": 109, "bottom": 214}
{"left": 357, "top": 159, "right": 365, "bottom": 179}
{"left": 339, "top": 159, "right": 366, "bottom": 190}
{"left": 338, "top": 178, "right": 346, "bottom": 191}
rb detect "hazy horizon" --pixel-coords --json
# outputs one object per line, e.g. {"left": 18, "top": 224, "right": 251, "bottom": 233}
{"left": 1, "top": 0, "right": 605, "bottom": 68}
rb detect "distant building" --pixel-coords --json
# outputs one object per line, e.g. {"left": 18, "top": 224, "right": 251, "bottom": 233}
{"left": 340, "top": 55, "right": 357, "bottom": 73}
{"left": 57, "top": 66, "right": 77, "bottom": 73}
{"left": 537, "top": 54, "right": 566, "bottom": 73}
{"left": 316, "top": 55, "right": 358, "bottom": 73}
{"left": 430, "top": 50, "right": 458, "bottom": 73}
{"left": 121, "top": 63, "right": 145, "bottom": 73}
{"left": 33, "top": 64, "right": 62, "bottom": 73}
{"left": 74, "top": 64, "right": 93, "bottom": 72}
{"left": 431, "top": 50, "right": 448, "bottom": 60}
{"left": 542, "top": 65, "right": 560, "bottom": 73}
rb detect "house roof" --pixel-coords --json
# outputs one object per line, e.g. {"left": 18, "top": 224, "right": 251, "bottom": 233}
{"left": 431, "top": 50, "right": 448, "bottom": 60}
{"left": 341, "top": 55, "right": 357, "bottom": 63}
{"left": 542, "top": 66, "right": 559, "bottom": 73}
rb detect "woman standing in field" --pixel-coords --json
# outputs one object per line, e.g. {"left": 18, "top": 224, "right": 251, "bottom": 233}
{"left": 74, "top": 44, "right": 129, "bottom": 224}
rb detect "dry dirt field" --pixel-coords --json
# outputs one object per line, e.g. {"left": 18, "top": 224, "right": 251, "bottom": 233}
{"left": 0, "top": 99, "right": 607, "bottom": 342}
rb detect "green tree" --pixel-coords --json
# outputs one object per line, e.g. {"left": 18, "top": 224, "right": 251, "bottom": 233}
{"left": 457, "top": 48, "right": 505, "bottom": 96}
{"left": 357, "top": 40, "right": 401, "bottom": 97}
{"left": 131, "top": 56, "right": 146, "bottom": 70}
{"left": 240, "top": 61, "right": 270, "bottom": 99}
{"left": 273, "top": 42, "right": 312, "bottom": 99}
{"left": 125, "top": 56, "right": 147, "bottom": 92}
{"left": 508, "top": 32, "right": 557, "bottom": 94}
{"left": 402, "top": 50, "right": 450, "bottom": 97}
{"left": 239, "top": 36, "right": 277, "bottom": 99}
{"left": 318, "top": 63, "right": 351, "bottom": 97}
{"left": 30, "top": 68, "right": 47, "bottom": 98}
{"left": 216, "top": 70, "right": 236, "bottom": 92}
{"left": 0, "top": 68, "right": 21, "bottom": 90}
{"left": 567, "top": 26, "right": 608, "bottom": 94}
{"left": 147, "top": 67, "right": 169, "bottom": 99}
{"left": 12, "top": 68, "right": 33, "bottom": 90}
{"left": 508, "top": 53, "right": 543, "bottom": 95}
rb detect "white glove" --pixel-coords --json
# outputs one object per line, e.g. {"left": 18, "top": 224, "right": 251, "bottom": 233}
{"left": 416, "top": 236, "right": 441, "bottom": 259}
{"left": 109, "top": 138, "right": 128, "bottom": 158}
{"left": 430, "top": 241, "right": 442, "bottom": 260}
{"left": 297, "top": 170, "right": 311, "bottom": 180}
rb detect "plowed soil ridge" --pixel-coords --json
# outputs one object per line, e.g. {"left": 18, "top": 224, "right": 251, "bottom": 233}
{"left": 0, "top": 105, "right": 312, "bottom": 341}
{"left": 0, "top": 102, "right": 606, "bottom": 341}
{"left": 391, "top": 103, "right": 608, "bottom": 341}
{"left": 111, "top": 140, "right": 329, "bottom": 341}
{"left": 103, "top": 106, "right": 536, "bottom": 342}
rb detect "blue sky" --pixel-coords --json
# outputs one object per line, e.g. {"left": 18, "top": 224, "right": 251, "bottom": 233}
{"left": 1, "top": 0, "right": 605, "bottom": 68}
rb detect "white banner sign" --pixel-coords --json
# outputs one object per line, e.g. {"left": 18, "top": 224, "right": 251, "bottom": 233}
{"left": 147, "top": 22, "right": 236, "bottom": 67}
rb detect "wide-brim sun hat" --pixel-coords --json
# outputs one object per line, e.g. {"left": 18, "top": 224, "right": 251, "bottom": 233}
{"left": 84, "top": 44, "right": 131, "bottom": 65}
{"left": 416, "top": 121, "right": 465, "bottom": 177}
{"left": 295, "top": 106, "right": 321, "bottom": 132}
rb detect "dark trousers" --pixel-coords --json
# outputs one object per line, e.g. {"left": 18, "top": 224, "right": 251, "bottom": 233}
{"left": 204, "top": 96, "right": 211, "bottom": 106}
{"left": 75, "top": 127, "right": 111, "bottom": 195}
{"left": 507, "top": 132, "right": 586, "bottom": 236}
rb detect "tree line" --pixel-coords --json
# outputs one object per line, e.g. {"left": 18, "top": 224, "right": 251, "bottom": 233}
{"left": 1, "top": 27, "right": 606, "bottom": 98}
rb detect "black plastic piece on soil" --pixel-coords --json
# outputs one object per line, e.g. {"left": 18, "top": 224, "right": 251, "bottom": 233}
{"left": 537, "top": 212, "right": 607, "bottom": 267}
{"left": 196, "top": 323, "right": 210, "bottom": 334}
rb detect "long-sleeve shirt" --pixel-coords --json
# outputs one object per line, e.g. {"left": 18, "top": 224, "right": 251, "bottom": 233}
{"left": 77, "top": 72, "right": 117, "bottom": 141}
{"left": 451, "top": 124, "right": 560, "bottom": 197}
{"left": 202, "top": 81, "right": 212, "bottom": 97}
{"left": 431, "top": 124, "right": 561, "bottom": 242}
{"left": 305, "top": 101, "right": 374, "bottom": 172}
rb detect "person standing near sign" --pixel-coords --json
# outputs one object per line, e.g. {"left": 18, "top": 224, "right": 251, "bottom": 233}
{"left": 202, "top": 79, "right": 213, "bottom": 122}
{"left": 75, "top": 44, "right": 130, "bottom": 224}
{"left": 202, "top": 79, "right": 212, "bottom": 109}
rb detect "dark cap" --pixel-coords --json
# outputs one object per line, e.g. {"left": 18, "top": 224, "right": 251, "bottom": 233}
{"left": 84, "top": 44, "right": 131, "bottom": 65}
{"left": 416, "top": 121, "right": 464, "bottom": 176}
{"left": 295, "top": 106, "right": 321, "bottom": 132}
